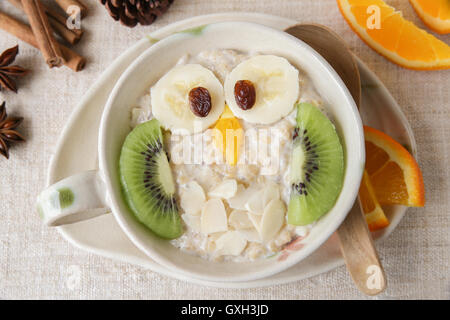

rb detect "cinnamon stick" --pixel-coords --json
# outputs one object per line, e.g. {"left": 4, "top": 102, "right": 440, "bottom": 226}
{"left": 46, "top": 9, "right": 83, "bottom": 45}
{"left": 0, "top": 10, "right": 86, "bottom": 71}
{"left": 22, "top": 0, "right": 65, "bottom": 68}
{"left": 7, "top": 0, "right": 83, "bottom": 45}
{"left": 46, "top": 5, "right": 84, "bottom": 43}
{"left": 55, "top": 0, "right": 87, "bottom": 19}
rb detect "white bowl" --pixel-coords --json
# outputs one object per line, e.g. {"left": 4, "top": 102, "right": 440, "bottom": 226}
{"left": 99, "top": 22, "right": 365, "bottom": 282}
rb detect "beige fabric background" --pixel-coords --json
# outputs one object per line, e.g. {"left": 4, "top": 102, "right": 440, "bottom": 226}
{"left": 0, "top": 0, "right": 448, "bottom": 299}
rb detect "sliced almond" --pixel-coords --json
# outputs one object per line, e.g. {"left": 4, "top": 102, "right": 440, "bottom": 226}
{"left": 238, "top": 229, "right": 262, "bottom": 243}
{"left": 260, "top": 199, "right": 286, "bottom": 242}
{"left": 228, "top": 210, "right": 254, "bottom": 230}
{"left": 245, "top": 188, "right": 264, "bottom": 215}
{"left": 247, "top": 242, "right": 265, "bottom": 260}
{"left": 181, "top": 214, "right": 201, "bottom": 233}
{"left": 208, "top": 179, "right": 238, "bottom": 199}
{"left": 248, "top": 213, "right": 262, "bottom": 232}
{"left": 180, "top": 181, "right": 206, "bottom": 216}
{"left": 227, "top": 184, "right": 248, "bottom": 210}
{"left": 295, "top": 226, "right": 310, "bottom": 237}
{"left": 207, "top": 232, "right": 227, "bottom": 253}
{"left": 130, "top": 107, "right": 144, "bottom": 128}
{"left": 274, "top": 229, "right": 292, "bottom": 247}
{"left": 263, "top": 181, "right": 281, "bottom": 206}
{"left": 201, "top": 198, "right": 228, "bottom": 234}
{"left": 215, "top": 231, "right": 247, "bottom": 256}
{"left": 209, "top": 232, "right": 226, "bottom": 241}
{"left": 194, "top": 166, "right": 221, "bottom": 193}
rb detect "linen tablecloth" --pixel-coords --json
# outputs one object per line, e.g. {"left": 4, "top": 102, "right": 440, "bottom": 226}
{"left": 0, "top": 0, "right": 448, "bottom": 299}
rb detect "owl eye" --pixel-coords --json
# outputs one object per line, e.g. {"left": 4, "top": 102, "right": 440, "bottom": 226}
{"left": 189, "top": 87, "right": 212, "bottom": 117}
{"left": 234, "top": 80, "right": 256, "bottom": 110}
{"left": 224, "top": 55, "right": 300, "bottom": 125}
{"left": 150, "top": 64, "right": 225, "bottom": 135}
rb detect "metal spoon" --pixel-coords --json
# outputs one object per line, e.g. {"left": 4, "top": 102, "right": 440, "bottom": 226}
{"left": 285, "top": 24, "right": 386, "bottom": 296}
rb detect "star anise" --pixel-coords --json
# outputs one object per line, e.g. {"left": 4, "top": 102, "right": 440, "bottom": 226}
{"left": 0, "top": 101, "right": 25, "bottom": 159}
{"left": 0, "top": 45, "right": 29, "bottom": 93}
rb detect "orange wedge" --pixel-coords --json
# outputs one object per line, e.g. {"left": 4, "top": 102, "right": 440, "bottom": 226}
{"left": 337, "top": 0, "right": 450, "bottom": 70}
{"left": 359, "top": 170, "right": 390, "bottom": 231}
{"left": 364, "top": 126, "right": 425, "bottom": 207}
{"left": 409, "top": 0, "right": 450, "bottom": 35}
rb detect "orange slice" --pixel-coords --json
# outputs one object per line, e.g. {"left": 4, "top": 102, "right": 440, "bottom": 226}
{"left": 409, "top": 0, "right": 450, "bottom": 35}
{"left": 337, "top": 0, "right": 450, "bottom": 70}
{"left": 213, "top": 106, "right": 243, "bottom": 166}
{"left": 359, "top": 170, "right": 390, "bottom": 231}
{"left": 364, "top": 126, "right": 425, "bottom": 207}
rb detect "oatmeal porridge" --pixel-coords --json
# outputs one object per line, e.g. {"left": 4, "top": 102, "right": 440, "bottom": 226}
{"left": 124, "top": 49, "right": 336, "bottom": 262}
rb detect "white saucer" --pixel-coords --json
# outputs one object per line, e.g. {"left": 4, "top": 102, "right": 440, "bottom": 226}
{"left": 47, "top": 13, "right": 416, "bottom": 288}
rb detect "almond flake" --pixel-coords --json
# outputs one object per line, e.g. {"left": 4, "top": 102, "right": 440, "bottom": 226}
{"left": 208, "top": 179, "right": 238, "bottom": 199}
{"left": 248, "top": 213, "right": 262, "bottom": 232}
{"left": 260, "top": 199, "right": 286, "bottom": 242}
{"left": 180, "top": 181, "right": 206, "bottom": 215}
{"left": 238, "top": 229, "right": 262, "bottom": 243}
{"left": 245, "top": 188, "right": 264, "bottom": 214}
{"left": 215, "top": 231, "right": 247, "bottom": 256}
{"left": 201, "top": 198, "right": 228, "bottom": 234}
{"left": 181, "top": 214, "right": 201, "bottom": 233}
{"left": 228, "top": 210, "right": 254, "bottom": 230}
{"left": 295, "top": 226, "right": 310, "bottom": 237}
{"left": 263, "top": 181, "right": 281, "bottom": 206}
{"left": 227, "top": 184, "right": 247, "bottom": 210}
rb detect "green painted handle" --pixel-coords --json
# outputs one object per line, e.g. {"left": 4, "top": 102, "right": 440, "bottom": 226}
{"left": 37, "top": 170, "right": 109, "bottom": 226}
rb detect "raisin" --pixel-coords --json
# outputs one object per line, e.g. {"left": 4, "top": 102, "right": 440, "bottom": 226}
{"left": 234, "top": 80, "right": 256, "bottom": 110}
{"left": 189, "top": 87, "right": 212, "bottom": 117}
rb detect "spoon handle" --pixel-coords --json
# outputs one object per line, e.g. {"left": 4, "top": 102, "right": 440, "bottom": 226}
{"left": 337, "top": 201, "right": 387, "bottom": 295}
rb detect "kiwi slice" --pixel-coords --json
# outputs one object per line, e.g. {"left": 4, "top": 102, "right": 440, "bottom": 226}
{"left": 119, "top": 119, "right": 182, "bottom": 239}
{"left": 288, "top": 103, "right": 344, "bottom": 226}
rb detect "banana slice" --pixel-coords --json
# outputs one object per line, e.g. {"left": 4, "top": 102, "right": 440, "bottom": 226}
{"left": 151, "top": 64, "right": 225, "bottom": 134}
{"left": 224, "top": 55, "right": 299, "bottom": 124}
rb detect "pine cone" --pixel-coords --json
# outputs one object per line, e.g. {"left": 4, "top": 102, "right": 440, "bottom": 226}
{"left": 99, "top": 0, "right": 174, "bottom": 28}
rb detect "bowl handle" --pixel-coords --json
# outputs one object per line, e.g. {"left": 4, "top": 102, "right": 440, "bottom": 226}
{"left": 37, "top": 170, "right": 110, "bottom": 226}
